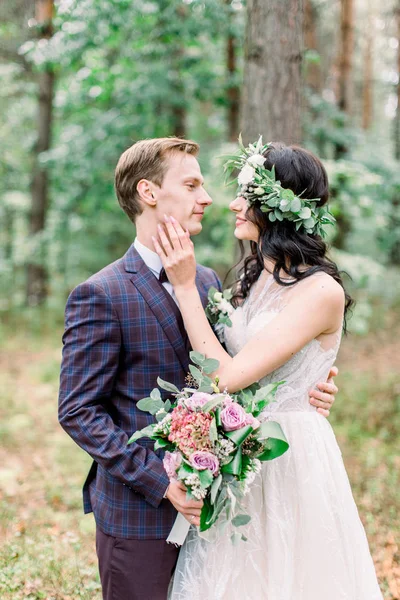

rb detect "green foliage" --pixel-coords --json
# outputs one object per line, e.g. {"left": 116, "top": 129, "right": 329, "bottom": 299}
{"left": 0, "top": 0, "right": 244, "bottom": 311}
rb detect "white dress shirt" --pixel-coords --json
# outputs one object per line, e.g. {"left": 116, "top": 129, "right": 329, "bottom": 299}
{"left": 133, "top": 238, "right": 178, "bottom": 305}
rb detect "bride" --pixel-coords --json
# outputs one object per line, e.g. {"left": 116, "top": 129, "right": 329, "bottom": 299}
{"left": 153, "top": 140, "right": 383, "bottom": 599}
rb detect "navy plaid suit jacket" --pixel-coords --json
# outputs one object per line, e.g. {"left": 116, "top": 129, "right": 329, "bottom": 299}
{"left": 58, "top": 244, "right": 222, "bottom": 539}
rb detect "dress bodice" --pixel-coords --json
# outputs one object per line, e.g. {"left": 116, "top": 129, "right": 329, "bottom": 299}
{"left": 224, "top": 271, "right": 342, "bottom": 414}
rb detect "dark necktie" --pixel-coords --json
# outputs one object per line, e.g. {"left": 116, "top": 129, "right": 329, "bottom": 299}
{"left": 159, "top": 268, "right": 169, "bottom": 284}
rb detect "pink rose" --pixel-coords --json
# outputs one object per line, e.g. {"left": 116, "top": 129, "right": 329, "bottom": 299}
{"left": 189, "top": 451, "right": 220, "bottom": 475}
{"left": 163, "top": 451, "right": 182, "bottom": 478}
{"left": 221, "top": 402, "right": 247, "bottom": 431}
{"left": 185, "top": 392, "right": 213, "bottom": 411}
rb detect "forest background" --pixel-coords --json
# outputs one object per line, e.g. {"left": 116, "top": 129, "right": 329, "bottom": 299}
{"left": 0, "top": 0, "right": 399, "bottom": 598}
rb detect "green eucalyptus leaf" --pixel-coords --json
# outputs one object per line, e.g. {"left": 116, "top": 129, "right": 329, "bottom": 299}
{"left": 127, "top": 424, "right": 155, "bottom": 445}
{"left": 137, "top": 397, "right": 164, "bottom": 415}
{"left": 232, "top": 513, "right": 252, "bottom": 527}
{"left": 201, "top": 358, "right": 220, "bottom": 374}
{"left": 150, "top": 388, "right": 161, "bottom": 401}
{"left": 198, "top": 384, "right": 214, "bottom": 393}
{"left": 290, "top": 197, "right": 302, "bottom": 212}
{"left": 202, "top": 396, "right": 224, "bottom": 413}
{"left": 155, "top": 410, "right": 167, "bottom": 422}
{"left": 303, "top": 216, "right": 316, "bottom": 229}
{"left": 299, "top": 207, "right": 312, "bottom": 219}
{"left": 231, "top": 531, "right": 242, "bottom": 545}
{"left": 157, "top": 377, "right": 180, "bottom": 394}
{"left": 189, "top": 364, "right": 205, "bottom": 382}
{"left": 190, "top": 351, "right": 206, "bottom": 365}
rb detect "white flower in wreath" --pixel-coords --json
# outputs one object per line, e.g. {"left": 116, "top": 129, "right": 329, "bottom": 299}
{"left": 238, "top": 164, "right": 255, "bottom": 186}
{"left": 247, "top": 154, "right": 266, "bottom": 167}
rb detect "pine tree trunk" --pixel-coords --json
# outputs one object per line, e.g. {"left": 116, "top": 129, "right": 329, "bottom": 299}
{"left": 304, "top": 0, "right": 321, "bottom": 94}
{"left": 337, "top": 0, "right": 354, "bottom": 115}
{"left": 240, "top": 0, "right": 303, "bottom": 145}
{"left": 226, "top": 0, "right": 240, "bottom": 142}
{"left": 26, "top": 0, "right": 54, "bottom": 306}
{"left": 362, "top": 7, "right": 373, "bottom": 130}
{"left": 170, "top": 4, "right": 186, "bottom": 138}
{"left": 334, "top": 0, "right": 354, "bottom": 158}
{"left": 395, "top": 1, "right": 400, "bottom": 160}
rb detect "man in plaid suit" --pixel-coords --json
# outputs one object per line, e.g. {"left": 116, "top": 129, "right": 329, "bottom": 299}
{"left": 58, "top": 137, "right": 338, "bottom": 599}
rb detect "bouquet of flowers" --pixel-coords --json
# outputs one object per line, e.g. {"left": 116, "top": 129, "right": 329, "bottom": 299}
{"left": 128, "top": 351, "right": 288, "bottom": 545}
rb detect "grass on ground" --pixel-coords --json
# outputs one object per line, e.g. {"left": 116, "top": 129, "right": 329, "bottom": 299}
{"left": 0, "top": 312, "right": 399, "bottom": 599}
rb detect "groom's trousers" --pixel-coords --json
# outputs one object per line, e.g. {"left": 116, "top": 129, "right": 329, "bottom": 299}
{"left": 96, "top": 527, "right": 179, "bottom": 600}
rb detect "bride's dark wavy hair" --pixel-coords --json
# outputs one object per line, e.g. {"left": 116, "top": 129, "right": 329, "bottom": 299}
{"left": 229, "top": 142, "right": 354, "bottom": 331}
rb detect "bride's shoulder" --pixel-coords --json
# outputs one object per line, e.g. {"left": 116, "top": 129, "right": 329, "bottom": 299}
{"left": 297, "top": 271, "right": 345, "bottom": 310}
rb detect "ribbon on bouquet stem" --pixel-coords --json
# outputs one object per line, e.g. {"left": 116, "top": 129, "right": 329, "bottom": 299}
{"left": 166, "top": 513, "right": 191, "bottom": 546}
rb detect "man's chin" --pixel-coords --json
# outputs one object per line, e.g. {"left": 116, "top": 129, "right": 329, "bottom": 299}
{"left": 188, "top": 222, "right": 203, "bottom": 236}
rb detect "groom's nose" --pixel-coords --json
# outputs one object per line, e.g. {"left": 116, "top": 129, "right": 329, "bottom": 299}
{"left": 198, "top": 188, "right": 212, "bottom": 206}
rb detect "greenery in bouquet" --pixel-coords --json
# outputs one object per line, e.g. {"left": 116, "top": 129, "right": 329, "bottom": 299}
{"left": 128, "top": 352, "right": 289, "bottom": 542}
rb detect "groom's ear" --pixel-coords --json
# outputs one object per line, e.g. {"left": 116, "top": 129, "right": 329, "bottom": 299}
{"left": 137, "top": 179, "right": 157, "bottom": 207}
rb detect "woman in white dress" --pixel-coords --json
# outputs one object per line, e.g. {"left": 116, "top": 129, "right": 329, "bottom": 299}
{"left": 153, "top": 141, "right": 383, "bottom": 599}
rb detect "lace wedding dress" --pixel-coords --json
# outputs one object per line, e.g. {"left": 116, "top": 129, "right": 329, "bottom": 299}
{"left": 169, "top": 272, "right": 383, "bottom": 600}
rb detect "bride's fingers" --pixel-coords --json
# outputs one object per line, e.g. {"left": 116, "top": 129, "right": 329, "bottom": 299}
{"left": 169, "top": 216, "right": 192, "bottom": 250}
{"left": 157, "top": 223, "right": 173, "bottom": 255}
{"left": 163, "top": 217, "right": 182, "bottom": 251}
{"left": 152, "top": 236, "right": 167, "bottom": 264}
{"left": 310, "top": 385, "right": 335, "bottom": 406}
{"left": 317, "top": 407, "right": 330, "bottom": 418}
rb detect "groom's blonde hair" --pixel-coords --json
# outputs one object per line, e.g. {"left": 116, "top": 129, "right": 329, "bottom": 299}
{"left": 115, "top": 137, "right": 199, "bottom": 223}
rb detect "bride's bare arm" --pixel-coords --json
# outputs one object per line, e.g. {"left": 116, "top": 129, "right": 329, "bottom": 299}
{"left": 153, "top": 217, "right": 344, "bottom": 394}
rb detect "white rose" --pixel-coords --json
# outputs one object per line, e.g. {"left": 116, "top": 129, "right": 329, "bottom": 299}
{"left": 218, "top": 299, "right": 234, "bottom": 315}
{"left": 214, "top": 291, "right": 223, "bottom": 302}
{"left": 247, "top": 154, "right": 266, "bottom": 167}
{"left": 238, "top": 164, "right": 255, "bottom": 186}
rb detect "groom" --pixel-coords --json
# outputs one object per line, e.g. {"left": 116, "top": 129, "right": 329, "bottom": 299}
{"left": 58, "top": 137, "right": 338, "bottom": 600}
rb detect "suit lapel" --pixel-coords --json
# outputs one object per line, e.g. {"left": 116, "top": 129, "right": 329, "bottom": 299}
{"left": 124, "top": 245, "right": 190, "bottom": 372}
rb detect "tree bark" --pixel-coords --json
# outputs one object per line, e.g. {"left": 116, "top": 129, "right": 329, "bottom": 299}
{"left": 170, "top": 4, "right": 187, "bottom": 138}
{"left": 26, "top": 0, "right": 54, "bottom": 306}
{"left": 240, "top": 0, "right": 303, "bottom": 145}
{"left": 304, "top": 0, "right": 322, "bottom": 94}
{"left": 337, "top": 0, "right": 354, "bottom": 115}
{"left": 362, "top": 5, "right": 373, "bottom": 130}
{"left": 395, "top": 1, "right": 400, "bottom": 160}
{"left": 226, "top": 0, "right": 240, "bottom": 142}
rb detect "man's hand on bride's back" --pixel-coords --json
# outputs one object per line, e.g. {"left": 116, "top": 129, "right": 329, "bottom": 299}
{"left": 166, "top": 480, "right": 203, "bottom": 527}
{"left": 308, "top": 366, "right": 339, "bottom": 418}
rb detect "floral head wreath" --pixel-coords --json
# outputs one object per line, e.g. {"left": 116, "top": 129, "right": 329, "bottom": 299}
{"left": 224, "top": 135, "right": 336, "bottom": 237}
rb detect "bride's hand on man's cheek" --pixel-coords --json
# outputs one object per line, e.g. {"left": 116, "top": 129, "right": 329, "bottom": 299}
{"left": 309, "top": 366, "right": 339, "bottom": 417}
{"left": 152, "top": 215, "right": 197, "bottom": 290}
